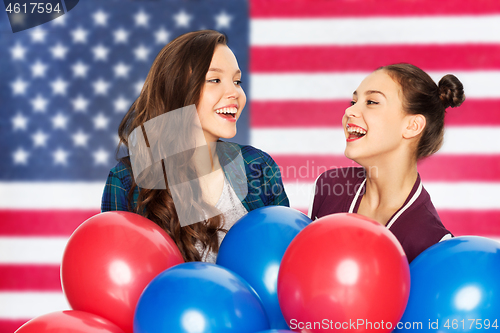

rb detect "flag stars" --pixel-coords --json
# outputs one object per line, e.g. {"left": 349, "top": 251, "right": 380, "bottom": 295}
{"left": 72, "top": 61, "right": 89, "bottom": 78}
{"left": 173, "top": 10, "right": 192, "bottom": 27}
{"left": 50, "top": 43, "right": 69, "bottom": 59}
{"left": 31, "top": 60, "right": 48, "bottom": 78}
{"left": 12, "top": 113, "right": 29, "bottom": 131}
{"left": 92, "top": 44, "right": 110, "bottom": 61}
{"left": 93, "top": 78, "right": 111, "bottom": 95}
{"left": 51, "top": 14, "right": 66, "bottom": 26}
{"left": 114, "top": 28, "right": 129, "bottom": 44}
{"left": 13, "top": 147, "right": 30, "bottom": 165}
{"left": 215, "top": 11, "right": 232, "bottom": 29}
{"left": 30, "top": 27, "right": 47, "bottom": 43}
{"left": 53, "top": 148, "right": 69, "bottom": 165}
{"left": 155, "top": 27, "right": 170, "bottom": 44}
{"left": 114, "top": 96, "right": 130, "bottom": 112}
{"left": 51, "top": 77, "right": 69, "bottom": 95}
{"left": 134, "top": 10, "right": 149, "bottom": 27}
{"left": 93, "top": 10, "right": 109, "bottom": 26}
{"left": 31, "top": 95, "right": 48, "bottom": 113}
{"left": 52, "top": 113, "right": 69, "bottom": 129}
{"left": 11, "top": 43, "right": 27, "bottom": 60}
{"left": 11, "top": 78, "right": 29, "bottom": 95}
{"left": 114, "top": 62, "right": 131, "bottom": 78}
{"left": 71, "top": 27, "right": 88, "bottom": 43}
{"left": 134, "top": 79, "right": 145, "bottom": 96}
{"left": 72, "top": 129, "right": 90, "bottom": 147}
{"left": 93, "top": 148, "right": 110, "bottom": 165}
{"left": 134, "top": 45, "right": 151, "bottom": 61}
{"left": 72, "top": 95, "right": 89, "bottom": 112}
{"left": 93, "top": 113, "right": 109, "bottom": 130}
{"left": 32, "top": 130, "right": 49, "bottom": 147}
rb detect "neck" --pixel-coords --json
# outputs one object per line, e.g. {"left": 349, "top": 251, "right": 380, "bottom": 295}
{"left": 359, "top": 153, "right": 418, "bottom": 211}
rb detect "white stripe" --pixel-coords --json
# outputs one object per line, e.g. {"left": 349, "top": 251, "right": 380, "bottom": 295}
{"left": 251, "top": 127, "right": 500, "bottom": 155}
{"left": 0, "top": 237, "right": 68, "bottom": 264}
{"left": 386, "top": 182, "right": 423, "bottom": 229}
{"left": 251, "top": 15, "right": 500, "bottom": 46}
{"left": 0, "top": 182, "right": 103, "bottom": 209}
{"left": 0, "top": 292, "right": 70, "bottom": 320}
{"left": 348, "top": 179, "right": 366, "bottom": 214}
{"left": 283, "top": 181, "right": 500, "bottom": 210}
{"left": 251, "top": 72, "right": 500, "bottom": 100}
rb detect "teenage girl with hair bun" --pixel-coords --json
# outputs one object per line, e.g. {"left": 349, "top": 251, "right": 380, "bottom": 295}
{"left": 310, "top": 63, "right": 465, "bottom": 262}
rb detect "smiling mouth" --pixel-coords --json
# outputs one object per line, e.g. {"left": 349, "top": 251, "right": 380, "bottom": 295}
{"left": 346, "top": 124, "right": 367, "bottom": 141}
{"left": 215, "top": 107, "right": 237, "bottom": 119}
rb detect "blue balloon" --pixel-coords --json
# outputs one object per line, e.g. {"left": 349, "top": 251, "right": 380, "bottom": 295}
{"left": 394, "top": 236, "right": 500, "bottom": 332}
{"left": 134, "top": 262, "right": 270, "bottom": 333}
{"left": 216, "top": 206, "right": 311, "bottom": 329}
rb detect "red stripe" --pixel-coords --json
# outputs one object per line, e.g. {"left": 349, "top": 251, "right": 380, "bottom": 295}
{"left": 250, "top": 100, "right": 500, "bottom": 127}
{"left": 0, "top": 265, "right": 61, "bottom": 291}
{"left": 0, "top": 210, "right": 99, "bottom": 236}
{"left": 251, "top": 45, "right": 500, "bottom": 73}
{"left": 251, "top": 0, "right": 500, "bottom": 17}
{"left": 295, "top": 208, "right": 500, "bottom": 238}
{"left": 275, "top": 155, "right": 500, "bottom": 182}
{"left": 0, "top": 320, "right": 28, "bottom": 333}
{"left": 437, "top": 210, "right": 500, "bottom": 236}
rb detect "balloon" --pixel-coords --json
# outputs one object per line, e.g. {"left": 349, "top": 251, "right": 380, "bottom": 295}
{"left": 394, "top": 236, "right": 500, "bottom": 332}
{"left": 255, "top": 331, "right": 294, "bottom": 333}
{"left": 217, "top": 206, "right": 311, "bottom": 329}
{"left": 61, "top": 211, "right": 184, "bottom": 333}
{"left": 278, "top": 213, "right": 410, "bottom": 333}
{"left": 15, "top": 310, "right": 125, "bottom": 333}
{"left": 134, "top": 262, "right": 270, "bottom": 333}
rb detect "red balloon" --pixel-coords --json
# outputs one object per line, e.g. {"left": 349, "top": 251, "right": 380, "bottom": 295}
{"left": 15, "top": 310, "right": 125, "bottom": 333}
{"left": 61, "top": 211, "right": 184, "bottom": 333}
{"left": 278, "top": 213, "right": 410, "bottom": 333}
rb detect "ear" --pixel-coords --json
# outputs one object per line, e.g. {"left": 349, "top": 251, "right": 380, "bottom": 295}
{"left": 403, "top": 114, "right": 426, "bottom": 139}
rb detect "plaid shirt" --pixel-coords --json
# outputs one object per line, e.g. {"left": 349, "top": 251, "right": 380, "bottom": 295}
{"left": 101, "top": 141, "right": 289, "bottom": 213}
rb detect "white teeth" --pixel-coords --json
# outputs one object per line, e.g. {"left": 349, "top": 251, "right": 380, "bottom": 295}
{"left": 347, "top": 126, "right": 367, "bottom": 135}
{"left": 215, "top": 107, "right": 237, "bottom": 114}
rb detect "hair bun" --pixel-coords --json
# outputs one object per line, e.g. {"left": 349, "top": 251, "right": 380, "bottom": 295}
{"left": 438, "top": 74, "right": 465, "bottom": 108}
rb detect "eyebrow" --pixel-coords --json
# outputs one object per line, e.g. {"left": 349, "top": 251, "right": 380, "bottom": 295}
{"left": 208, "top": 67, "right": 241, "bottom": 75}
{"left": 352, "top": 90, "right": 386, "bottom": 98}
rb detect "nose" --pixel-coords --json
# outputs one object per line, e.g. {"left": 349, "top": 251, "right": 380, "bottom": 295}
{"left": 225, "top": 81, "right": 240, "bottom": 100}
{"left": 344, "top": 104, "right": 359, "bottom": 120}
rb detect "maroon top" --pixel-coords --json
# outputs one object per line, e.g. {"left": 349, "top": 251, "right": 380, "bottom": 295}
{"left": 310, "top": 167, "right": 452, "bottom": 263}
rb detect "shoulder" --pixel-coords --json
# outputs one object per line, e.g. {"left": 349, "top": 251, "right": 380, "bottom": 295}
{"left": 315, "top": 166, "right": 366, "bottom": 187}
{"left": 392, "top": 186, "right": 451, "bottom": 262}
{"left": 106, "top": 160, "right": 133, "bottom": 190}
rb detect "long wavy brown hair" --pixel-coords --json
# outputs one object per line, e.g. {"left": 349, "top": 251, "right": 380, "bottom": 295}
{"left": 117, "top": 30, "right": 228, "bottom": 261}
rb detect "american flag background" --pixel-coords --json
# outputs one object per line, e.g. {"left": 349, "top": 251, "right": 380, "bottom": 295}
{"left": 1, "top": 0, "right": 500, "bottom": 331}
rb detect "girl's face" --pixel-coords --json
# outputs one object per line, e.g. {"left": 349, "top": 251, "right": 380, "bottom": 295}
{"left": 197, "top": 44, "right": 246, "bottom": 143}
{"left": 342, "top": 70, "right": 412, "bottom": 165}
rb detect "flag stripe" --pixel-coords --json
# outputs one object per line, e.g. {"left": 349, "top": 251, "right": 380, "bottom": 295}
{"left": 0, "top": 265, "right": 61, "bottom": 291}
{"left": 251, "top": 45, "right": 500, "bottom": 72}
{"left": 251, "top": 0, "right": 500, "bottom": 18}
{"left": 283, "top": 181, "right": 500, "bottom": 210}
{"left": 251, "top": 16, "right": 500, "bottom": 46}
{"left": 0, "top": 237, "right": 67, "bottom": 264}
{"left": 250, "top": 72, "right": 500, "bottom": 100}
{"left": 250, "top": 127, "right": 500, "bottom": 155}
{"left": 250, "top": 100, "right": 500, "bottom": 127}
{"left": 0, "top": 210, "right": 97, "bottom": 236}
{"left": 0, "top": 183, "right": 103, "bottom": 209}
{"left": 439, "top": 210, "right": 500, "bottom": 235}
{"left": 0, "top": 320, "right": 28, "bottom": 333}
{"left": 0, "top": 292, "right": 69, "bottom": 319}
{"left": 272, "top": 155, "right": 500, "bottom": 182}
